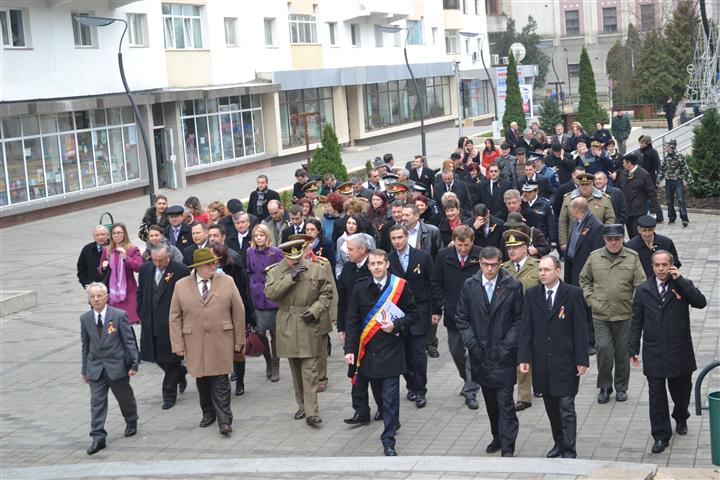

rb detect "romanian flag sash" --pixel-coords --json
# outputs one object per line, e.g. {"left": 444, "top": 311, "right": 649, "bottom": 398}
{"left": 352, "top": 274, "right": 406, "bottom": 384}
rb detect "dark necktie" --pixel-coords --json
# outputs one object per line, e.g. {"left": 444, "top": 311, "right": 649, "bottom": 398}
{"left": 202, "top": 280, "right": 209, "bottom": 301}
{"left": 516, "top": 263, "right": 521, "bottom": 272}
{"left": 96, "top": 313, "right": 103, "bottom": 337}
{"left": 376, "top": 282, "right": 384, "bottom": 292}
{"left": 547, "top": 290, "right": 553, "bottom": 310}
{"left": 660, "top": 282, "right": 667, "bottom": 301}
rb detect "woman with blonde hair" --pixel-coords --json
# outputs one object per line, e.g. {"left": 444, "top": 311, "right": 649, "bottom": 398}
{"left": 98, "top": 223, "right": 143, "bottom": 323}
{"left": 245, "top": 224, "right": 284, "bottom": 381}
{"left": 207, "top": 201, "right": 227, "bottom": 224}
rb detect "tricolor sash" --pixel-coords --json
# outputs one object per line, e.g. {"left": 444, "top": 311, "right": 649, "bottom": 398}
{"left": 352, "top": 274, "right": 406, "bottom": 384}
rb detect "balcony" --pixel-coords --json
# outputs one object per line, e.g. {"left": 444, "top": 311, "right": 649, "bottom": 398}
{"left": 341, "top": 0, "right": 412, "bottom": 22}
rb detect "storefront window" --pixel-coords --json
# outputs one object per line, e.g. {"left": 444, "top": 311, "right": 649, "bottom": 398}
{"left": 93, "top": 130, "right": 111, "bottom": 186}
{"left": 24, "top": 137, "right": 46, "bottom": 200}
{"left": 462, "top": 79, "right": 488, "bottom": 118}
{"left": 109, "top": 128, "right": 126, "bottom": 182}
{"left": 0, "top": 147, "right": 7, "bottom": 206}
{"left": 77, "top": 131, "right": 96, "bottom": 189}
{"left": 364, "top": 76, "right": 450, "bottom": 131}
{"left": 279, "top": 88, "right": 334, "bottom": 148}
{"left": 5, "top": 140, "right": 27, "bottom": 203}
{"left": 42, "top": 135, "right": 63, "bottom": 196}
{"left": 181, "top": 94, "right": 264, "bottom": 168}
{"left": 124, "top": 126, "right": 140, "bottom": 180}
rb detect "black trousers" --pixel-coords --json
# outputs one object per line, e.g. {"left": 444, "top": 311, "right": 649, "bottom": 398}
{"left": 626, "top": 216, "right": 640, "bottom": 239}
{"left": 352, "top": 371, "right": 383, "bottom": 419}
{"left": 426, "top": 323, "right": 438, "bottom": 348}
{"left": 481, "top": 384, "right": 519, "bottom": 454}
{"left": 196, "top": 375, "right": 232, "bottom": 425}
{"left": 402, "top": 333, "right": 428, "bottom": 395}
{"left": 647, "top": 374, "right": 692, "bottom": 442}
{"left": 446, "top": 327, "right": 479, "bottom": 399}
{"left": 378, "top": 376, "right": 400, "bottom": 448}
{"left": 543, "top": 395, "right": 578, "bottom": 457}
{"left": 157, "top": 361, "right": 185, "bottom": 403}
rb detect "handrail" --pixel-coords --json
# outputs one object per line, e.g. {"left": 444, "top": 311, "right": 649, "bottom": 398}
{"left": 626, "top": 113, "right": 704, "bottom": 157}
{"left": 695, "top": 359, "right": 720, "bottom": 415}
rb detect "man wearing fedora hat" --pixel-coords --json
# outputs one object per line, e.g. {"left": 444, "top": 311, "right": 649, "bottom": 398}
{"left": 170, "top": 248, "right": 245, "bottom": 435}
{"left": 264, "top": 240, "right": 334, "bottom": 426}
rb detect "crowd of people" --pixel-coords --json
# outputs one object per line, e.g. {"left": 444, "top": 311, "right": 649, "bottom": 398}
{"left": 77, "top": 118, "right": 705, "bottom": 460}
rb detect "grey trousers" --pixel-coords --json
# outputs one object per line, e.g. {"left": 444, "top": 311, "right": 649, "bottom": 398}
{"left": 89, "top": 371, "right": 138, "bottom": 440}
{"left": 593, "top": 319, "right": 630, "bottom": 392}
{"left": 447, "top": 327, "right": 480, "bottom": 399}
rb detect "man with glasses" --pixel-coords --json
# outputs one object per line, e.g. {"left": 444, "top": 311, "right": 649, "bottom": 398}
{"left": 455, "top": 246, "right": 524, "bottom": 457}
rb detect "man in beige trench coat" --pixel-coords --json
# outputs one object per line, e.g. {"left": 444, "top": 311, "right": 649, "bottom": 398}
{"left": 170, "top": 248, "right": 245, "bottom": 435}
{"left": 265, "top": 239, "right": 334, "bottom": 426}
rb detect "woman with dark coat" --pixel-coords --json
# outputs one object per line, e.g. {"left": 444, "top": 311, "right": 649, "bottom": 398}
{"left": 304, "top": 218, "right": 336, "bottom": 273}
{"left": 466, "top": 163, "right": 483, "bottom": 207}
{"left": 140, "top": 195, "right": 169, "bottom": 241}
{"left": 367, "top": 191, "right": 390, "bottom": 235}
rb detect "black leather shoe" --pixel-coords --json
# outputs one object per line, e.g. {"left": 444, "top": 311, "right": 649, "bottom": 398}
{"left": 561, "top": 451, "right": 577, "bottom": 459}
{"left": 651, "top": 439, "right": 668, "bottom": 454}
{"left": 501, "top": 451, "right": 514, "bottom": 457}
{"left": 374, "top": 411, "right": 383, "bottom": 421}
{"left": 86, "top": 438, "right": 106, "bottom": 455}
{"left": 293, "top": 410, "right": 306, "bottom": 420}
{"left": 415, "top": 394, "right": 427, "bottom": 408}
{"left": 682, "top": 221, "right": 689, "bottom": 228}
{"left": 219, "top": 424, "right": 232, "bottom": 435}
{"left": 124, "top": 424, "right": 137, "bottom": 437}
{"left": 161, "top": 401, "right": 175, "bottom": 410}
{"left": 616, "top": 390, "right": 628, "bottom": 402}
{"left": 597, "top": 387, "right": 613, "bottom": 404}
{"left": 306, "top": 416, "right": 322, "bottom": 426}
{"left": 486, "top": 437, "right": 501, "bottom": 454}
{"left": 533, "top": 392, "right": 543, "bottom": 398}
{"left": 465, "top": 397, "right": 479, "bottom": 410}
{"left": 546, "top": 444, "right": 562, "bottom": 458}
{"left": 178, "top": 376, "right": 187, "bottom": 394}
{"left": 426, "top": 345, "right": 440, "bottom": 358}
{"left": 515, "top": 401, "right": 532, "bottom": 411}
{"left": 343, "top": 413, "right": 370, "bottom": 425}
{"left": 235, "top": 385, "right": 245, "bottom": 396}
{"left": 676, "top": 421, "right": 688, "bottom": 435}
{"left": 199, "top": 416, "right": 216, "bottom": 427}
{"left": 406, "top": 391, "right": 417, "bottom": 402}
{"left": 384, "top": 446, "right": 397, "bottom": 456}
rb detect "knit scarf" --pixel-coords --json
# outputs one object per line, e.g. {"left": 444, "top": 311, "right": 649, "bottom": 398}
{"left": 109, "top": 250, "right": 127, "bottom": 304}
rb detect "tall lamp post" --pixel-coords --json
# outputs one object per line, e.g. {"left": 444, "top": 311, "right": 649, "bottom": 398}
{"left": 73, "top": 15, "right": 156, "bottom": 206}
{"left": 376, "top": 26, "right": 426, "bottom": 159}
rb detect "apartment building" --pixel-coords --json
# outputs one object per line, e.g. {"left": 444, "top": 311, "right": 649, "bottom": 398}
{"left": 0, "top": 0, "right": 506, "bottom": 217}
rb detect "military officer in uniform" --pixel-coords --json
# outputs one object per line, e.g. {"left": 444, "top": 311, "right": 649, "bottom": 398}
{"left": 501, "top": 229, "right": 540, "bottom": 411}
{"left": 559, "top": 173, "right": 615, "bottom": 253}
{"left": 264, "top": 240, "right": 334, "bottom": 426}
{"left": 302, "top": 180, "right": 327, "bottom": 219}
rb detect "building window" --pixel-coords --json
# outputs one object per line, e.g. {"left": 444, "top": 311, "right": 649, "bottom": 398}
{"left": 485, "top": 0, "right": 499, "bottom": 15}
{"left": 162, "top": 3, "right": 202, "bottom": 49}
{"left": 564, "top": 10, "right": 580, "bottom": 36}
{"left": 288, "top": 13, "right": 317, "bottom": 44}
{"left": 0, "top": 109, "right": 140, "bottom": 206}
{"left": 0, "top": 8, "right": 26, "bottom": 47}
{"left": 364, "top": 76, "right": 451, "bottom": 131}
{"left": 445, "top": 31, "right": 457, "bottom": 54}
{"left": 328, "top": 22, "right": 337, "bottom": 45}
{"left": 462, "top": 0, "right": 469, "bottom": 14}
{"left": 474, "top": 0, "right": 481, "bottom": 15}
{"left": 407, "top": 19, "right": 423, "bottom": 45}
{"left": 463, "top": 79, "right": 488, "bottom": 117}
{"left": 72, "top": 11, "right": 96, "bottom": 47}
{"left": 279, "top": 88, "right": 334, "bottom": 149}
{"left": 601, "top": 7, "right": 617, "bottom": 33}
{"left": 568, "top": 63, "right": 580, "bottom": 77}
{"left": 443, "top": 0, "right": 461, "bottom": 9}
{"left": 127, "top": 13, "right": 148, "bottom": 47}
{"left": 350, "top": 24, "right": 360, "bottom": 47}
{"left": 640, "top": 4, "right": 656, "bottom": 31}
{"left": 374, "top": 25, "right": 384, "bottom": 47}
{"left": 181, "top": 95, "right": 264, "bottom": 169}
{"left": 223, "top": 17, "right": 238, "bottom": 46}
{"left": 264, "top": 18, "right": 275, "bottom": 46}
{"left": 431, "top": 27, "right": 438, "bottom": 45}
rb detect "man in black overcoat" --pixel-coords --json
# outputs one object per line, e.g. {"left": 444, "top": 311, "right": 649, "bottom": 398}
{"left": 564, "top": 197, "right": 604, "bottom": 286}
{"left": 624, "top": 215, "right": 681, "bottom": 278}
{"left": 518, "top": 256, "right": 589, "bottom": 459}
{"left": 455, "top": 246, "right": 524, "bottom": 457}
{"left": 137, "top": 244, "right": 191, "bottom": 409}
{"left": 344, "top": 249, "right": 417, "bottom": 456}
{"left": 77, "top": 225, "right": 108, "bottom": 288}
{"left": 387, "top": 225, "right": 434, "bottom": 409}
{"left": 629, "top": 250, "right": 707, "bottom": 454}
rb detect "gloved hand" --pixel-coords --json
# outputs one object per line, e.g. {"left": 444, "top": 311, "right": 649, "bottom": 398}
{"left": 291, "top": 264, "right": 308, "bottom": 280}
{"left": 300, "top": 311, "right": 317, "bottom": 324}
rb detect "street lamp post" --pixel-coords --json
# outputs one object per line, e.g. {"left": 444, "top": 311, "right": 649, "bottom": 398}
{"left": 376, "top": 26, "right": 426, "bottom": 159}
{"left": 73, "top": 15, "right": 156, "bottom": 206}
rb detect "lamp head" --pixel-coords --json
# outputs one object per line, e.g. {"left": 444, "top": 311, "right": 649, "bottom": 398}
{"left": 458, "top": 31, "right": 479, "bottom": 38}
{"left": 376, "top": 26, "right": 403, "bottom": 34}
{"left": 73, "top": 15, "right": 118, "bottom": 27}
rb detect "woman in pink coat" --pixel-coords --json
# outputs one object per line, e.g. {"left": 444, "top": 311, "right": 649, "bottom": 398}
{"left": 98, "top": 223, "right": 142, "bottom": 323}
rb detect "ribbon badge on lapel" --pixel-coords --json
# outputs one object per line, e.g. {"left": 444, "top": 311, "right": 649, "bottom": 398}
{"left": 489, "top": 224, "right": 497, "bottom": 233}
{"left": 164, "top": 272, "right": 174, "bottom": 283}
{"left": 413, "top": 264, "right": 421, "bottom": 274}
{"left": 581, "top": 228, "right": 589, "bottom": 236}
{"left": 107, "top": 323, "right": 117, "bottom": 334}
{"left": 469, "top": 257, "right": 479, "bottom": 264}
{"left": 558, "top": 305, "right": 566, "bottom": 320}
{"left": 671, "top": 288, "right": 682, "bottom": 300}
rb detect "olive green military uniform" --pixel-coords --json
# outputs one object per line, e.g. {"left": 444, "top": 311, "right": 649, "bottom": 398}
{"left": 265, "top": 258, "right": 334, "bottom": 418}
{"left": 579, "top": 247, "right": 645, "bottom": 393}
{"left": 558, "top": 188, "right": 615, "bottom": 246}
{"left": 503, "top": 256, "right": 541, "bottom": 404}
{"left": 313, "top": 255, "right": 338, "bottom": 389}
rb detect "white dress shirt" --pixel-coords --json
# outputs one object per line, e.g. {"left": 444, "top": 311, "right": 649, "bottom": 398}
{"left": 545, "top": 280, "right": 560, "bottom": 307}
{"left": 196, "top": 275, "right": 211, "bottom": 296}
{"left": 94, "top": 306, "right": 108, "bottom": 326}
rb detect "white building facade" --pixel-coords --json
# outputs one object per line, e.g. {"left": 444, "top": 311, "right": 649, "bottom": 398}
{"left": 0, "top": 0, "right": 503, "bottom": 218}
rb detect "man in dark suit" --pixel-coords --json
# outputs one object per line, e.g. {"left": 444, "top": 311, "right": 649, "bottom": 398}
{"left": 77, "top": 225, "right": 108, "bottom": 288}
{"left": 219, "top": 198, "right": 257, "bottom": 236}
{"left": 545, "top": 144, "right": 578, "bottom": 186}
{"left": 516, "top": 128, "right": 541, "bottom": 154}
{"left": 225, "top": 212, "right": 252, "bottom": 256}
{"left": 378, "top": 201, "right": 405, "bottom": 253}
{"left": 344, "top": 249, "right": 418, "bottom": 456}
{"left": 464, "top": 204, "right": 506, "bottom": 253}
{"left": 455, "top": 246, "right": 524, "bottom": 457}
{"left": 594, "top": 171, "right": 627, "bottom": 228}
{"left": 280, "top": 205, "right": 306, "bottom": 243}
{"left": 480, "top": 162, "right": 512, "bottom": 215}
{"left": 616, "top": 154, "right": 661, "bottom": 238}
{"left": 137, "top": 244, "right": 191, "bottom": 409}
{"left": 434, "top": 169, "right": 473, "bottom": 216}
{"left": 165, "top": 205, "right": 192, "bottom": 250}
{"left": 350, "top": 176, "right": 374, "bottom": 200}
{"left": 505, "top": 121, "right": 521, "bottom": 154}
{"left": 408, "top": 155, "right": 434, "bottom": 196}
{"left": 629, "top": 251, "right": 707, "bottom": 454}
{"left": 518, "top": 256, "right": 589, "bottom": 458}
{"left": 402, "top": 204, "right": 442, "bottom": 260}
{"left": 430, "top": 226, "right": 481, "bottom": 410}
{"left": 182, "top": 222, "right": 210, "bottom": 266}
{"left": 521, "top": 181, "right": 557, "bottom": 247}
{"left": 81, "top": 283, "right": 139, "bottom": 455}
{"left": 564, "top": 197, "right": 604, "bottom": 286}
{"left": 388, "top": 225, "right": 435, "bottom": 409}
{"left": 247, "top": 174, "right": 280, "bottom": 220}
{"left": 624, "top": 215, "right": 681, "bottom": 278}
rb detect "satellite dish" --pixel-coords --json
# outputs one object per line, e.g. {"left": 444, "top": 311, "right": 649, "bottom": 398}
{"left": 510, "top": 42, "right": 526, "bottom": 63}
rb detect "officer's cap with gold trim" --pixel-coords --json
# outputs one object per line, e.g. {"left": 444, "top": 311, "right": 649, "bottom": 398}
{"left": 278, "top": 239, "right": 306, "bottom": 260}
{"left": 503, "top": 229, "right": 531, "bottom": 247}
{"left": 336, "top": 182, "right": 354, "bottom": 195}
{"left": 577, "top": 172, "right": 595, "bottom": 185}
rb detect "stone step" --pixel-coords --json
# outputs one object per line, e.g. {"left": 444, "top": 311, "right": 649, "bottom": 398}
{"left": 0, "top": 290, "right": 38, "bottom": 317}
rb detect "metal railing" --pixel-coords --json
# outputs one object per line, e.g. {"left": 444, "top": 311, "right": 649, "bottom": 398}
{"left": 626, "top": 113, "right": 704, "bottom": 158}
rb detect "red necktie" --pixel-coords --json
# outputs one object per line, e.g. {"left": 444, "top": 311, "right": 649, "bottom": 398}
{"left": 460, "top": 256, "right": 465, "bottom": 267}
